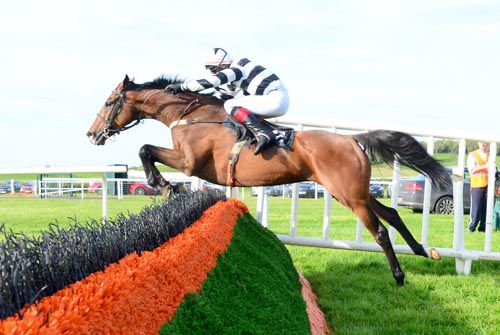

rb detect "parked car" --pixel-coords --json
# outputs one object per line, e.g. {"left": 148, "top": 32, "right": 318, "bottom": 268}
{"left": 297, "top": 182, "right": 324, "bottom": 198}
{"left": 129, "top": 181, "right": 159, "bottom": 195}
{"left": 251, "top": 185, "right": 291, "bottom": 197}
{"left": 201, "top": 181, "right": 226, "bottom": 193}
{"left": 20, "top": 182, "right": 35, "bottom": 194}
{"left": 89, "top": 180, "right": 159, "bottom": 195}
{"left": 369, "top": 179, "right": 385, "bottom": 198}
{"left": 397, "top": 168, "right": 470, "bottom": 214}
{"left": 88, "top": 181, "right": 103, "bottom": 194}
{"left": 252, "top": 182, "right": 325, "bottom": 198}
{"left": 0, "top": 180, "right": 21, "bottom": 194}
{"left": 170, "top": 180, "right": 192, "bottom": 193}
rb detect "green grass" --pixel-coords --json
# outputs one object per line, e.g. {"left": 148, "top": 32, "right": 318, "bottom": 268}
{"left": 0, "top": 195, "right": 499, "bottom": 334}
{"left": 243, "top": 197, "right": 500, "bottom": 335}
{"left": 0, "top": 195, "right": 161, "bottom": 235}
{"left": 242, "top": 196, "right": 500, "bottom": 252}
{"left": 161, "top": 213, "right": 310, "bottom": 334}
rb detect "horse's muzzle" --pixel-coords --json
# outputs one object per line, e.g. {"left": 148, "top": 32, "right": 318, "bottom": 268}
{"left": 87, "top": 131, "right": 106, "bottom": 146}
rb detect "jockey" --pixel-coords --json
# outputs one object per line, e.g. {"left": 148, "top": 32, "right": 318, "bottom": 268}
{"left": 165, "top": 48, "right": 289, "bottom": 155}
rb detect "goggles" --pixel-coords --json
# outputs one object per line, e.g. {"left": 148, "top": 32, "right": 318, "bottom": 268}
{"left": 205, "top": 65, "right": 219, "bottom": 74}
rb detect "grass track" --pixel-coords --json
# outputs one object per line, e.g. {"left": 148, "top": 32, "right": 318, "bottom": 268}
{"left": 0, "top": 195, "right": 499, "bottom": 334}
{"left": 244, "top": 197, "right": 500, "bottom": 335}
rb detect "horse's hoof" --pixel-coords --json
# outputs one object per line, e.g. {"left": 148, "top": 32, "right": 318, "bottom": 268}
{"left": 429, "top": 248, "right": 441, "bottom": 260}
{"left": 394, "top": 271, "right": 405, "bottom": 286}
{"left": 161, "top": 185, "right": 173, "bottom": 199}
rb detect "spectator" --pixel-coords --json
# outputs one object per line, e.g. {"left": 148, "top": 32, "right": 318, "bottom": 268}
{"left": 467, "top": 141, "right": 490, "bottom": 232}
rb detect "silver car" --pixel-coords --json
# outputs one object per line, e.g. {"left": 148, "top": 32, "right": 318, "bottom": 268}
{"left": 397, "top": 168, "right": 470, "bottom": 214}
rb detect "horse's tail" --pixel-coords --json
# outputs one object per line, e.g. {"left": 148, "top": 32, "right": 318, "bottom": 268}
{"left": 353, "top": 130, "right": 451, "bottom": 189}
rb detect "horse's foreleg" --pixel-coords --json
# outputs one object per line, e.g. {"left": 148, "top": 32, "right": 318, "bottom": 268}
{"left": 370, "top": 197, "right": 441, "bottom": 260}
{"left": 354, "top": 204, "right": 405, "bottom": 286}
{"left": 139, "top": 144, "right": 184, "bottom": 188}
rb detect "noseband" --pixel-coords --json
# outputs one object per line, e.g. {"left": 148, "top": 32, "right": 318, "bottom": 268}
{"left": 97, "top": 90, "right": 143, "bottom": 138}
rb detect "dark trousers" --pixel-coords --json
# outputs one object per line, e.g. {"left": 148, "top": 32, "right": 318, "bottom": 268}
{"left": 468, "top": 186, "right": 487, "bottom": 232}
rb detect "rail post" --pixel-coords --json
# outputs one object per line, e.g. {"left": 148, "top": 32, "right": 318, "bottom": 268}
{"left": 256, "top": 187, "right": 264, "bottom": 224}
{"left": 262, "top": 192, "right": 269, "bottom": 228}
{"left": 484, "top": 141, "right": 497, "bottom": 252}
{"left": 102, "top": 174, "right": 108, "bottom": 222}
{"left": 453, "top": 139, "right": 469, "bottom": 274}
{"left": 290, "top": 183, "right": 299, "bottom": 237}
{"left": 323, "top": 192, "right": 332, "bottom": 240}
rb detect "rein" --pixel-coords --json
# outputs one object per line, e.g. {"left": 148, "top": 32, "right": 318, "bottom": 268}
{"left": 178, "top": 98, "right": 199, "bottom": 120}
{"left": 168, "top": 97, "right": 225, "bottom": 128}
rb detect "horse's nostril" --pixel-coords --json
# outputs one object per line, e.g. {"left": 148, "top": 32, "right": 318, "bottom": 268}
{"left": 87, "top": 131, "right": 94, "bottom": 138}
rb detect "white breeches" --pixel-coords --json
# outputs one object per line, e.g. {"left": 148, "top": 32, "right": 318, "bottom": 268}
{"left": 223, "top": 86, "right": 289, "bottom": 118}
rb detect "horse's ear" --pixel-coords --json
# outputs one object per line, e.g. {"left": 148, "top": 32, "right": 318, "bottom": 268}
{"left": 123, "top": 74, "right": 130, "bottom": 85}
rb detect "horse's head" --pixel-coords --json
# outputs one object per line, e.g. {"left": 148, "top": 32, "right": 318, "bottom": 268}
{"left": 88, "top": 74, "right": 225, "bottom": 145}
{"left": 87, "top": 75, "right": 142, "bottom": 145}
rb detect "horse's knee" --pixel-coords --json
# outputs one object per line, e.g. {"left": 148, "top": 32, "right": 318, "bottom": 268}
{"left": 139, "top": 144, "right": 153, "bottom": 159}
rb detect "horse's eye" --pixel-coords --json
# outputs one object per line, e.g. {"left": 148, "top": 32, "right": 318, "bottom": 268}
{"left": 105, "top": 101, "right": 112, "bottom": 107}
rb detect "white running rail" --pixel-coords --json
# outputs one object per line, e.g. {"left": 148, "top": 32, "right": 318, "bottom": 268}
{"left": 252, "top": 117, "right": 500, "bottom": 275}
{"left": 0, "top": 166, "right": 127, "bottom": 220}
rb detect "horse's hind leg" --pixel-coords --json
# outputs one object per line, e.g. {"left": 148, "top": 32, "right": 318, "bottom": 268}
{"left": 370, "top": 197, "right": 440, "bottom": 260}
{"left": 354, "top": 204, "right": 405, "bottom": 286}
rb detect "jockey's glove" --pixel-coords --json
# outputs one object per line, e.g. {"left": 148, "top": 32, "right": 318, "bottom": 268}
{"left": 165, "top": 84, "right": 182, "bottom": 94}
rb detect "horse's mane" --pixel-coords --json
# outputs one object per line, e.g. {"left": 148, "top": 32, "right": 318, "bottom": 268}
{"left": 126, "top": 74, "right": 223, "bottom": 106}
{"left": 131, "top": 75, "right": 184, "bottom": 90}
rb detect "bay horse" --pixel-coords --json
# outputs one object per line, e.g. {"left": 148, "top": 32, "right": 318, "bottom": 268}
{"left": 87, "top": 75, "right": 450, "bottom": 286}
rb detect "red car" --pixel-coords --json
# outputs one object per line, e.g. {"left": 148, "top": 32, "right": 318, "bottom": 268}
{"left": 20, "top": 182, "right": 35, "bottom": 194}
{"left": 128, "top": 181, "right": 158, "bottom": 195}
{"left": 88, "top": 181, "right": 101, "bottom": 194}
{"left": 88, "top": 181, "right": 158, "bottom": 195}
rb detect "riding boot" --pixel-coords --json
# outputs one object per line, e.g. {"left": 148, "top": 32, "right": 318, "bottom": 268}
{"left": 231, "top": 107, "right": 276, "bottom": 155}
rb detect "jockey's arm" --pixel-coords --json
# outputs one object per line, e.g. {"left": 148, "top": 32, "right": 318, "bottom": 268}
{"left": 180, "top": 67, "right": 243, "bottom": 92}
{"left": 200, "top": 87, "right": 232, "bottom": 101}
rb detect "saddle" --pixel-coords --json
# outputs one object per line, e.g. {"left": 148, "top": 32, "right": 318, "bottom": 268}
{"left": 225, "top": 117, "right": 295, "bottom": 151}
{"left": 223, "top": 117, "right": 295, "bottom": 187}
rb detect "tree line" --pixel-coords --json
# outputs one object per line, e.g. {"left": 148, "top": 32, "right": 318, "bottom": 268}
{"left": 419, "top": 140, "right": 500, "bottom": 155}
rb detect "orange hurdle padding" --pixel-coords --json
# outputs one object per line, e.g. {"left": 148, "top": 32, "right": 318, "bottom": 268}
{"left": 0, "top": 199, "right": 248, "bottom": 335}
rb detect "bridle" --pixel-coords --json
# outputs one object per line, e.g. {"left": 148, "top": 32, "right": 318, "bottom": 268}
{"left": 97, "top": 89, "right": 143, "bottom": 139}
